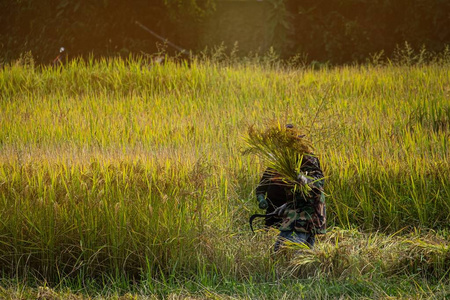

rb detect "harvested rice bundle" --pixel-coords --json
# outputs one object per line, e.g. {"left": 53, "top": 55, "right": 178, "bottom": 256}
{"left": 243, "top": 123, "right": 314, "bottom": 194}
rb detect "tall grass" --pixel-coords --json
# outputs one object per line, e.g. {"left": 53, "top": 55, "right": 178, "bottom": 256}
{"left": 0, "top": 56, "right": 449, "bottom": 284}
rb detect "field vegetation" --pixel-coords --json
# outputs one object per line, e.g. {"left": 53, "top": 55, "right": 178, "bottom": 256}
{"left": 0, "top": 51, "right": 449, "bottom": 299}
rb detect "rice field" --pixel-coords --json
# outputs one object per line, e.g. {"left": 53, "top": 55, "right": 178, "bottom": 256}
{"left": 0, "top": 56, "right": 449, "bottom": 298}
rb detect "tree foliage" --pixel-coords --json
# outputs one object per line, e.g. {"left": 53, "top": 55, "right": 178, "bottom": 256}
{"left": 285, "top": 0, "right": 450, "bottom": 63}
{"left": 1, "top": 0, "right": 449, "bottom": 64}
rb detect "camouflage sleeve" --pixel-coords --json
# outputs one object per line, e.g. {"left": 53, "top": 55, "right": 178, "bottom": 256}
{"left": 313, "top": 191, "right": 326, "bottom": 234}
{"left": 302, "top": 155, "right": 326, "bottom": 234}
{"left": 302, "top": 155, "right": 324, "bottom": 193}
{"left": 309, "top": 157, "right": 326, "bottom": 234}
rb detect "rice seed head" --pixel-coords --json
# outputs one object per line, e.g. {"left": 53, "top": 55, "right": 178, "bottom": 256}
{"left": 243, "top": 123, "right": 313, "bottom": 186}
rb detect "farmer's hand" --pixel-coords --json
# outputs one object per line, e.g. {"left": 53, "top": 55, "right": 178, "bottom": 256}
{"left": 273, "top": 203, "right": 288, "bottom": 217}
{"left": 297, "top": 174, "right": 310, "bottom": 186}
{"left": 257, "top": 194, "right": 268, "bottom": 209}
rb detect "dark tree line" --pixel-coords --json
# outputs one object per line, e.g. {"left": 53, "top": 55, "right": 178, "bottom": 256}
{"left": 1, "top": 0, "right": 449, "bottom": 64}
{"left": 285, "top": 0, "right": 450, "bottom": 63}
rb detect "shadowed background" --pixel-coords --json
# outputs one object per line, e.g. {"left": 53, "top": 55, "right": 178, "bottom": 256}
{"left": 1, "top": 0, "right": 450, "bottom": 64}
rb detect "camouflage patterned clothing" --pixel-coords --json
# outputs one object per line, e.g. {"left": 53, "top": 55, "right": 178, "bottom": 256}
{"left": 256, "top": 154, "right": 326, "bottom": 234}
{"left": 280, "top": 155, "right": 326, "bottom": 235}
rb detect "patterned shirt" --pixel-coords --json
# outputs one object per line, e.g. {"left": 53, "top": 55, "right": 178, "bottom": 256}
{"left": 257, "top": 154, "right": 326, "bottom": 234}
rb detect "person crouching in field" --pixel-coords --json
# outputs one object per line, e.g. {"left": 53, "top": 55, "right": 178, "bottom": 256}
{"left": 254, "top": 125, "right": 326, "bottom": 251}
